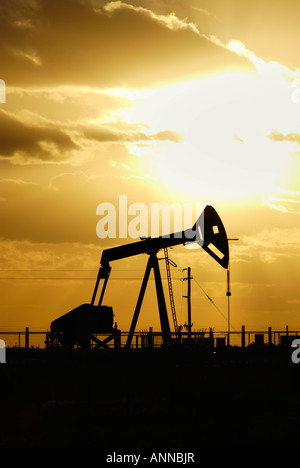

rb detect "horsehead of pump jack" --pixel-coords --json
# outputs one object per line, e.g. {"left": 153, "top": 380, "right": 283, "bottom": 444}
{"left": 99, "top": 204, "right": 229, "bottom": 270}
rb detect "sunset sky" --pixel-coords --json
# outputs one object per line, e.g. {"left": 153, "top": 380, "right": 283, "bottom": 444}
{"left": 1, "top": 0, "right": 300, "bottom": 339}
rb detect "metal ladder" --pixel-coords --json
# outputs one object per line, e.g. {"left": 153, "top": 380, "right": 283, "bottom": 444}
{"left": 164, "top": 247, "right": 178, "bottom": 334}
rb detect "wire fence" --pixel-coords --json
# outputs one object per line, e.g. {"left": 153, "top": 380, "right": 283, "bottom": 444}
{"left": 0, "top": 326, "right": 299, "bottom": 350}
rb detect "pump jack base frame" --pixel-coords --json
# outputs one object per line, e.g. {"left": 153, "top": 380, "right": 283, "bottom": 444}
{"left": 95, "top": 251, "right": 172, "bottom": 349}
{"left": 90, "top": 329, "right": 121, "bottom": 349}
{"left": 126, "top": 251, "right": 171, "bottom": 349}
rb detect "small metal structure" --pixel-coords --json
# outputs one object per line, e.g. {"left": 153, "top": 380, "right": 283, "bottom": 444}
{"left": 183, "top": 267, "right": 193, "bottom": 342}
{"left": 50, "top": 303, "right": 115, "bottom": 349}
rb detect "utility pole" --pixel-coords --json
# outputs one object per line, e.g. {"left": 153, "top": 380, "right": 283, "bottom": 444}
{"left": 183, "top": 267, "right": 192, "bottom": 343}
{"left": 187, "top": 267, "right": 191, "bottom": 342}
{"left": 227, "top": 238, "right": 239, "bottom": 346}
{"left": 226, "top": 265, "right": 231, "bottom": 346}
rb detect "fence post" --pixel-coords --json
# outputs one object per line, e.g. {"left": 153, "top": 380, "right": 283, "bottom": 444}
{"left": 148, "top": 327, "right": 153, "bottom": 349}
{"left": 25, "top": 327, "right": 29, "bottom": 348}
{"left": 241, "top": 325, "right": 245, "bottom": 347}
{"left": 268, "top": 326, "right": 272, "bottom": 346}
{"left": 114, "top": 329, "right": 121, "bottom": 349}
{"left": 178, "top": 326, "right": 182, "bottom": 345}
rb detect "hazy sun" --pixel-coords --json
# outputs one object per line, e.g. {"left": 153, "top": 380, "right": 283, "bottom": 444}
{"left": 121, "top": 68, "right": 294, "bottom": 201}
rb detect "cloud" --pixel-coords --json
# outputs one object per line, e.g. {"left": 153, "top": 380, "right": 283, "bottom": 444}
{"left": 268, "top": 130, "right": 300, "bottom": 146}
{"left": 0, "top": 89, "right": 184, "bottom": 164}
{"left": 185, "top": 0, "right": 300, "bottom": 71}
{"left": 0, "top": 0, "right": 254, "bottom": 88}
{"left": 0, "top": 175, "right": 101, "bottom": 243}
{"left": 5, "top": 85, "right": 132, "bottom": 123}
{"left": 264, "top": 189, "right": 300, "bottom": 215}
{"left": 0, "top": 238, "right": 100, "bottom": 275}
{"left": 48, "top": 171, "right": 91, "bottom": 192}
{"left": 229, "top": 226, "right": 300, "bottom": 274}
{"left": 0, "top": 173, "right": 169, "bottom": 243}
{"left": 103, "top": 1, "right": 199, "bottom": 33}
{"left": 80, "top": 124, "right": 182, "bottom": 143}
{"left": 0, "top": 109, "right": 79, "bottom": 163}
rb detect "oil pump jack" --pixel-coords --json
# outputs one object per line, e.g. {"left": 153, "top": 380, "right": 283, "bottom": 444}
{"left": 50, "top": 205, "right": 229, "bottom": 349}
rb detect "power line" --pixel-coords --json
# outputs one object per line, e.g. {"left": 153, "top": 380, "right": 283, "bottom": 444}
{"left": 0, "top": 276, "right": 183, "bottom": 281}
{"left": 192, "top": 275, "right": 236, "bottom": 330}
{"left": 0, "top": 269, "right": 148, "bottom": 272}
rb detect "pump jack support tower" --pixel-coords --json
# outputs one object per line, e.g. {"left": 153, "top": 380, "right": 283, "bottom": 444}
{"left": 91, "top": 205, "right": 229, "bottom": 348}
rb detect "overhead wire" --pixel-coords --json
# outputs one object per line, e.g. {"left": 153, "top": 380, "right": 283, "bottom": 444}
{"left": 191, "top": 275, "right": 236, "bottom": 330}
{"left": 0, "top": 265, "right": 233, "bottom": 327}
{"left": 0, "top": 277, "right": 183, "bottom": 281}
{"left": 0, "top": 267, "right": 182, "bottom": 281}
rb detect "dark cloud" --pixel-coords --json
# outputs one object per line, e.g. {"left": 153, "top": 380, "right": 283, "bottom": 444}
{"left": 0, "top": 0, "right": 254, "bottom": 88}
{"left": 0, "top": 106, "right": 182, "bottom": 163}
{"left": 80, "top": 124, "right": 182, "bottom": 143}
{"left": 0, "top": 109, "right": 78, "bottom": 161}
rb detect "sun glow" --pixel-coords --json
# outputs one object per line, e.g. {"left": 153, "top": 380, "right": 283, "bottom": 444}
{"left": 121, "top": 69, "right": 293, "bottom": 200}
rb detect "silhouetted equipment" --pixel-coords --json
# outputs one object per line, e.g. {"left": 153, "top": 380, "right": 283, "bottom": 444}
{"left": 226, "top": 238, "right": 238, "bottom": 345}
{"left": 92, "top": 205, "right": 229, "bottom": 348}
{"left": 183, "top": 267, "right": 192, "bottom": 341}
{"left": 226, "top": 265, "right": 231, "bottom": 345}
{"left": 50, "top": 304, "right": 114, "bottom": 348}
{"left": 49, "top": 205, "right": 229, "bottom": 349}
{"left": 164, "top": 247, "right": 178, "bottom": 335}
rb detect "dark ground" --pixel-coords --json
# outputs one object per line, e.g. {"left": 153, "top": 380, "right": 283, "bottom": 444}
{"left": 0, "top": 345, "right": 300, "bottom": 448}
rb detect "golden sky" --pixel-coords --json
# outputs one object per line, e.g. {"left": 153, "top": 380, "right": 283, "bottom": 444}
{"left": 1, "top": 0, "right": 300, "bottom": 337}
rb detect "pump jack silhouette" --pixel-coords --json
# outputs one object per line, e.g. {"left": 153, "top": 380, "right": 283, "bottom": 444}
{"left": 91, "top": 205, "right": 229, "bottom": 348}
